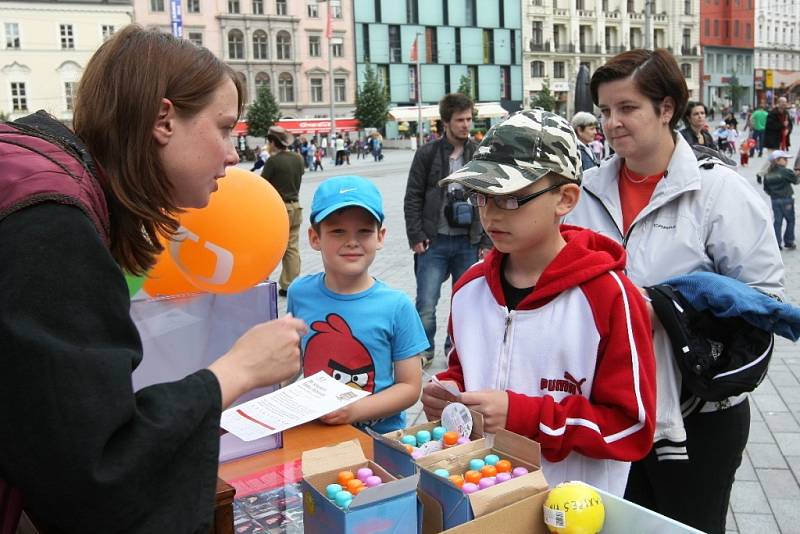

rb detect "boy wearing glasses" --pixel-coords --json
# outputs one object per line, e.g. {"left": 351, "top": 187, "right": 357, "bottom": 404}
{"left": 420, "top": 109, "right": 657, "bottom": 495}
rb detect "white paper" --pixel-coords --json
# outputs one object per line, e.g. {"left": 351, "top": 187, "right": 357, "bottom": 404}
{"left": 431, "top": 375, "right": 462, "bottom": 399}
{"left": 220, "top": 372, "right": 370, "bottom": 441}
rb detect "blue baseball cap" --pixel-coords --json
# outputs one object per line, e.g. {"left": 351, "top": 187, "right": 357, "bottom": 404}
{"left": 310, "top": 176, "right": 384, "bottom": 224}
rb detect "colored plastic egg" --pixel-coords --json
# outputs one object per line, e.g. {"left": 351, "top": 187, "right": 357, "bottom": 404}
{"left": 416, "top": 430, "right": 432, "bottom": 444}
{"left": 462, "top": 482, "right": 479, "bottom": 494}
{"left": 346, "top": 479, "right": 364, "bottom": 493}
{"left": 468, "top": 458, "right": 485, "bottom": 471}
{"left": 456, "top": 436, "right": 471, "bottom": 445}
{"left": 326, "top": 483, "right": 343, "bottom": 499}
{"left": 442, "top": 431, "right": 459, "bottom": 447}
{"left": 334, "top": 490, "right": 353, "bottom": 508}
{"left": 352, "top": 485, "right": 366, "bottom": 495}
{"left": 434, "top": 468, "right": 450, "bottom": 478}
{"left": 464, "top": 470, "right": 482, "bottom": 484}
{"left": 512, "top": 467, "right": 529, "bottom": 478}
{"left": 484, "top": 454, "right": 500, "bottom": 466}
{"left": 495, "top": 459, "right": 513, "bottom": 473}
{"left": 480, "top": 465, "right": 497, "bottom": 478}
{"left": 401, "top": 435, "right": 417, "bottom": 447}
{"left": 411, "top": 450, "right": 425, "bottom": 460}
{"left": 337, "top": 471, "right": 355, "bottom": 486}
{"left": 432, "top": 426, "right": 446, "bottom": 440}
{"left": 365, "top": 475, "right": 383, "bottom": 487}
{"left": 449, "top": 475, "right": 465, "bottom": 488}
{"left": 495, "top": 472, "right": 512, "bottom": 484}
{"left": 478, "top": 477, "right": 496, "bottom": 490}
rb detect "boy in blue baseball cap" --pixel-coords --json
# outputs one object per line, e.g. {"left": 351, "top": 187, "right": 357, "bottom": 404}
{"left": 287, "top": 176, "right": 427, "bottom": 432}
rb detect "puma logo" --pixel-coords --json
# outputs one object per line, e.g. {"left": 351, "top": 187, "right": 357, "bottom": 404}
{"left": 540, "top": 371, "right": 587, "bottom": 396}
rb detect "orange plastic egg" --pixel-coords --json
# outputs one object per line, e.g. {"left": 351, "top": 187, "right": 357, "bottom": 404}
{"left": 449, "top": 475, "right": 465, "bottom": 488}
{"left": 346, "top": 479, "right": 364, "bottom": 493}
{"left": 405, "top": 444, "right": 414, "bottom": 454}
{"left": 495, "top": 460, "right": 513, "bottom": 473}
{"left": 337, "top": 470, "right": 355, "bottom": 486}
{"left": 442, "top": 431, "right": 459, "bottom": 446}
{"left": 352, "top": 485, "right": 367, "bottom": 495}
{"left": 480, "top": 465, "right": 497, "bottom": 478}
{"left": 464, "top": 470, "right": 483, "bottom": 484}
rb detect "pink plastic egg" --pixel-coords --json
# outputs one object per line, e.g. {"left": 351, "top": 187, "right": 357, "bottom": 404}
{"left": 365, "top": 475, "right": 383, "bottom": 487}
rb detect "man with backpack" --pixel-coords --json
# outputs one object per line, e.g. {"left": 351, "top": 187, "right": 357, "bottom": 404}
{"left": 403, "top": 93, "right": 490, "bottom": 367}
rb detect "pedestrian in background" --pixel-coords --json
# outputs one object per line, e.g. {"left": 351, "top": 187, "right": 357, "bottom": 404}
{"left": 571, "top": 111, "right": 600, "bottom": 171}
{"left": 403, "top": 93, "right": 491, "bottom": 367}
{"left": 679, "top": 101, "right": 715, "bottom": 147}
{"left": 763, "top": 150, "right": 799, "bottom": 250}
{"left": 261, "top": 125, "right": 305, "bottom": 296}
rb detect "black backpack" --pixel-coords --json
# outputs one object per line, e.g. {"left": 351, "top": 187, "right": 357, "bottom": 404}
{"left": 646, "top": 284, "right": 774, "bottom": 402}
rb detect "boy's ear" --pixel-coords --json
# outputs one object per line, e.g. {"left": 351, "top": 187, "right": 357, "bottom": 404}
{"left": 555, "top": 183, "right": 581, "bottom": 218}
{"left": 376, "top": 226, "right": 387, "bottom": 249}
{"left": 308, "top": 225, "right": 322, "bottom": 251}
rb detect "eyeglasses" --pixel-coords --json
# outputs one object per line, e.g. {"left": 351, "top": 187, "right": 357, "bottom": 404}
{"left": 466, "top": 182, "right": 568, "bottom": 210}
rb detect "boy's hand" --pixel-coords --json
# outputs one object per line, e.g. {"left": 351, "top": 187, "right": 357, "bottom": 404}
{"left": 421, "top": 380, "right": 459, "bottom": 421}
{"left": 460, "top": 390, "right": 509, "bottom": 433}
{"left": 320, "top": 403, "right": 360, "bottom": 425}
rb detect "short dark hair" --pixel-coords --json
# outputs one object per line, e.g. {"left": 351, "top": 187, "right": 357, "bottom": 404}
{"left": 590, "top": 48, "right": 688, "bottom": 130}
{"left": 683, "top": 101, "right": 708, "bottom": 122}
{"left": 439, "top": 93, "right": 474, "bottom": 123}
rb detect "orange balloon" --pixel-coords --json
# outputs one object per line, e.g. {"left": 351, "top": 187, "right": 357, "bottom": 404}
{"left": 142, "top": 241, "right": 200, "bottom": 297}
{"left": 171, "top": 167, "right": 289, "bottom": 294}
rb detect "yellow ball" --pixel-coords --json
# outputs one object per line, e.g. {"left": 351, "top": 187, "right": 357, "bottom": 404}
{"left": 543, "top": 481, "right": 605, "bottom": 534}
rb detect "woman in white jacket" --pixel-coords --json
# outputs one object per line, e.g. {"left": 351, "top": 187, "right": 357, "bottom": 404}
{"left": 567, "top": 49, "right": 784, "bottom": 534}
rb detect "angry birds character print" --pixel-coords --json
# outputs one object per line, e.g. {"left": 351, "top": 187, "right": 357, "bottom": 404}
{"left": 304, "top": 313, "right": 376, "bottom": 393}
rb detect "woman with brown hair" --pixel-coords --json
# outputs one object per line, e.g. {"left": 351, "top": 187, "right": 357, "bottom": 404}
{"left": 567, "top": 49, "right": 784, "bottom": 534}
{"left": 0, "top": 26, "right": 305, "bottom": 532}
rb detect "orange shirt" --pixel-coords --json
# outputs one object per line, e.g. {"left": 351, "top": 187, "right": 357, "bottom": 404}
{"left": 618, "top": 164, "right": 664, "bottom": 234}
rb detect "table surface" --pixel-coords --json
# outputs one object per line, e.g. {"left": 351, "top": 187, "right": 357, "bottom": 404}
{"left": 218, "top": 422, "right": 374, "bottom": 482}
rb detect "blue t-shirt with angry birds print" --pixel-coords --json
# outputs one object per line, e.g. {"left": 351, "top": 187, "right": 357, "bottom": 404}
{"left": 287, "top": 273, "right": 428, "bottom": 433}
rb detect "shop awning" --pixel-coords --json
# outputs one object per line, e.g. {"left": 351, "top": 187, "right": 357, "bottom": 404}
{"left": 232, "top": 118, "right": 360, "bottom": 136}
{"left": 475, "top": 102, "right": 509, "bottom": 119}
{"left": 387, "top": 105, "right": 440, "bottom": 122}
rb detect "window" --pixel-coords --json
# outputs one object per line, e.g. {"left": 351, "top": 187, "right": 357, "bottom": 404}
{"left": 334, "top": 78, "right": 346, "bottom": 102}
{"left": 307, "top": 3, "right": 318, "bottom": 17}
{"left": 576, "top": 0, "right": 584, "bottom": 10}
{"left": 602, "top": 0, "right": 608, "bottom": 10}
{"left": 309, "top": 36, "right": 321, "bottom": 57}
{"left": 500, "top": 65, "right": 510, "bottom": 99}
{"left": 187, "top": 0, "right": 200, "bottom": 13}
{"left": 734, "top": 20, "right": 739, "bottom": 37}
{"left": 332, "top": 41, "right": 343, "bottom": 57}
{"left": 425, "top": 27, "right": 437, "bottom": 63}
{"left": 713, "top": 19, "right": 719, "bottom": 37}
{"left": 388, "top": 25, "right": 401, "bottom": 63}
{"left": 746, "top": 23, "right": 751, "bottom": 39}
{"left": 627, "top": 0, "right": 634, "bottom": 12}
{"left": 683, "top": 28, "right": 691, "bottom": 49}
{"left": 530, "top": 60, "right": 544, "bottom": 77}
{"left": 253, "top": 0, "right": 263, "bottom": 14}
{"left": 310, "top": 78, "right": 323, "bottom": 102}
{"left": 531, "top": 21, "right": 542, "bottom": 46}
{"left": 704, "top": 18, "right": 709, "bottom": 37}
{"left": 188, "top": 31, "right": 203, "bottom": 46}
{"left": 5, "top": 23, "right": 20, "bottom": 49}
{"left": 151, "top": 0, "right": 165, "bottom": 11}
{"left": 228, "top": 29, "right": 244, "bottom": 59}
{"left": 554, "top": 61, "right": 565, "bottom": 78}
{"left": 406, "top": 0, "right": 418, "bottom": 24}
{"left": 684, "top": 0, "right": 691, "bottom": 14}
{"left": 101, "top": 25, "right": 115, "bottom": 41}
{"left": 60, "top": 24, "right": 74, "bottom": 49}
{"left": 253, "top": 30, "right": 268, "bottom": 59}
{"left": 276, "top": 31, "right": 291, "bottom": 59}
{"left": 681, "top": 63, "right": 691, "bottom": 78}
{"left": 64, "top": 81, "right": 76, "bottom": 111}
{"left": 482, "top": 29, "right": 493, "bottom": 64}
{"left": 255, "top": 72, "right": 270, "bottom": 93}
{"left": 228, "top": 0, "right": 240, "bottom": 13}
{"left": 278, "top": 72, "right": 294, "bottom": 102}
{"left": 409, "top": 65, "right": 418, "bottom": 101}
{"left": 276, "top": 0, "right": 287, "bottom": 15}
{"left": 11, "top": 82, "right": 27, "bottom": 112}
{"left": 332, "top": 1, "right": 342, "bottom": 18}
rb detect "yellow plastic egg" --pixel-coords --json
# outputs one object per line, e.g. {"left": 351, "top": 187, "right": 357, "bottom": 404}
{"left": 543, "top": 481, "right": 605, "bottom": 534}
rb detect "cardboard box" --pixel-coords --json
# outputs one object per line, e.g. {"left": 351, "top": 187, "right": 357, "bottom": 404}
{"left": 441, "top": 484, "right": 704, "bottom": 534}
{"left": 416, "top": 429, "right": 548, "bottom": 532}
{"left": 371, "top": 410, "right": 485, "bottom": 478}
{"left": 302, "top": 439, "right": 420, "bottom": 534}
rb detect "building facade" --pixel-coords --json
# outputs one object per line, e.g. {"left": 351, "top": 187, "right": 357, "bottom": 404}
{"left": 132, "top": 0, "right": 356, "bottom": 119}
{"left": 354, "top": 0, "right": 523, "bottom": 138}
{"left": 754, "top": 0, "right": 800, "bottom": 106}
{"left": 522, "top": 0, "right": 702, "bottom": 118}
{"left": 699, "top": 0, "right": 755, "bottom": 113}
{"left": 1, "top": 0, "right": 133, "bottom": 121}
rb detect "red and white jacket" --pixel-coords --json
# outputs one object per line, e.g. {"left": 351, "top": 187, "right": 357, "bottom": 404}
{"left": 437, "top": 225, "right": 656, "bottom": 495}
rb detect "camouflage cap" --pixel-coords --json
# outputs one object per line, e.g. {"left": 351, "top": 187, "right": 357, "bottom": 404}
{"left": 440, "top": 108, "right": 582, "bottom": 194}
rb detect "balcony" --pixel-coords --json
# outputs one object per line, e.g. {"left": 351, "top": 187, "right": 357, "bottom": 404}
{"left": 629, "top": 11, "right": 644, "bottom": 20}
{"left": 582, "top": 44, "right": 603, "bottom": 54}
{"left": 606, "top": 10, "right": 620, "bottom": 19}
{"left": 553, "top": 7, "right": 569, "bottom": 16}
{"left": 654, "top": 13, "right": 668, "bottom": 23}
{"left": 606, "top": 45, "right": 626, "bottom": 54}
{"left": 680, "top": 45, "right": 699, "bottom": 56}
{"left": 577, "top": 9, "right": 595, "bottom": 17}
{"left": 529, "top": 40, "right": 551, "bottom": 52}
{"left": 553, "top": 44, "right": 576, "bottom": 53}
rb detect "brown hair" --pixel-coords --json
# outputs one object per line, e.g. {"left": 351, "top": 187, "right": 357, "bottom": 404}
{"left": 73, "top": 25, "right": 245, "bottom": 275}
{"left": 590, "top": 49, "right": 688, "bottom": 130}
{"left": 439, "top": 93, "right": 474, "bottom": 123}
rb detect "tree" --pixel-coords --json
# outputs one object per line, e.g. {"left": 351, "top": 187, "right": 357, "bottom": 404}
{"left": 530, "top": 81, "right": 557, "bottom": 112}
{"left": 457, "top": 74, "right": 473, "bottom": 99}
{"left": 355, "top": 63, "right": 390, "bottom": 131}
{"left": 725, "top": 74, "right": 745, "bottom": 112}
{"left": 246, "top": 85, "right": 281, "bottom": 139}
